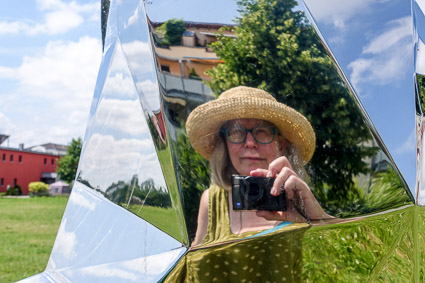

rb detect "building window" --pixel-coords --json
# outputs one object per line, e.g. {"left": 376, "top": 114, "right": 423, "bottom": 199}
{"left": 161, "top": 65, "right": 171, "bottom": 73}
{"left": 13, "top": 178, "right": 17, "bottom": 187}
{"left": 2, "top": 153, "right": 5, "bottom": 161}
{"left": 0, "top": 178, "right": 3, "bottom": 186}
{"left": 10, "top": 154, "right": 13, "bottom": 162}
{"left": 18, "top": 155, "right": 22, "bottom": 163}
{"left": 51, "top": 159, "right": 54, "bottom": 165}
{"left": 44, "top": 158, "right": 47, "bottom": 165}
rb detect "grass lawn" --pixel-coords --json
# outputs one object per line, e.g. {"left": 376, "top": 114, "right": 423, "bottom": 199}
{"left": 0, "top": 197, "right": 68, "bottom": 283}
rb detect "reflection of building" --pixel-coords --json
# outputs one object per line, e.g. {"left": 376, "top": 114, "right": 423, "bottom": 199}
{"left": 151, "top": 21, "right": 235, "bottom": 81}
{"left": 356, "top": 139, "right": 392, "bottom": 190}
{"left": 0, "top": 138, "right": 65, "bottom": 194}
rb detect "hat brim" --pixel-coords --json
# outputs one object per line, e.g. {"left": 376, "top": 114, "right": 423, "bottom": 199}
{"left": 186, "top": 96, "right": 316, "bottom": 164}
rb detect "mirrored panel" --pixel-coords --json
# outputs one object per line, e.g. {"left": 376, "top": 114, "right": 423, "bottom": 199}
{"left": 303, "top": 0, "right": 416, "bottom": 192}
{"left": 46, "top": 182, "right": 184, "bottom": 280}
{"left": 164, "top": 205, "right": 416, "bottom": 282}
{"left": 144, "top": 0, "right": 414, "bottom": 248}
{"left": 76, "top": 28, "right": 185, "bottom": 242}
{"left": 414, "top": 0, "right": 425, "bottom": 205}
{"left": 89, "top": 0, "right": 419, "bottom": 281}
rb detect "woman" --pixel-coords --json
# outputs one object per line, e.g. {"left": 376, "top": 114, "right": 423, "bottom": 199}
{"left": 185, "top": 86, "right": 332, "bottom": 246}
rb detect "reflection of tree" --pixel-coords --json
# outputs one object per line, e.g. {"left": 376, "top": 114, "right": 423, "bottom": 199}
{"left": 206, "top": 0, "right": 378, "bottom": 208}
{"left": 323, "top": 168, "right": 412, "bottom": 217}
{"left": 416, "top": 74, "right": 425, "bottom": 113}
{"left": 175, "top": 128, "right": 210, "bottom": 241}
{"left": 156, "top": 19, "right": 186, "bottom": 46}
{"left": 104, "top": 175, "right": 172, "bottom": 208}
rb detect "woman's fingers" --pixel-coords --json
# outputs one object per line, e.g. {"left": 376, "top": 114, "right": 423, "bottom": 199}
{"left": 271, "top": 168, "right": 297, "bottom": 198}
{"left": 249, "top": 168, "right": 268, "bottom": 177}
{"left": 267, "top": 156, "right": 293, "bottom": 177}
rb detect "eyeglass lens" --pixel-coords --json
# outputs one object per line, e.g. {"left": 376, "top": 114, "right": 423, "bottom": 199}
{"left": 225, "top": 126, "right": 275, "bottom": 144}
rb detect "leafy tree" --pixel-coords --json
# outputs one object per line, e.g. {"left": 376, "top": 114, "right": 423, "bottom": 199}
{"left": 175, "top": 130, "right": 210, "bottom": 240}
{"left": 101, "top": 0, "right": 111, "bottom": 50}
{"left": 206, "top": 0, "right": 377, "bottom": 207}
{"left": 157, "top": 18, "right": 186, "bottom": 45}
{"left": 56, "top": 138, "right": 82, "bottom": 184}
{"left": 416, "top": 74, "right": 425, "bottom": 113}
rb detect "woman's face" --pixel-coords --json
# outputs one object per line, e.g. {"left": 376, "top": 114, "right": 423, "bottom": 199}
{"left": 224, "top": 119, "right": 285, "bottom": 175}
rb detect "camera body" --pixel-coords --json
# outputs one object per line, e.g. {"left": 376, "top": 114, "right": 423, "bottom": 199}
{"left": 232, "top": 175, "right": 286, "bottom": 211}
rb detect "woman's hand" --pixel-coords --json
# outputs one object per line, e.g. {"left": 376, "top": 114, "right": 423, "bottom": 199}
{"left": 250, "top": 156, "right": 332, "bottom": 223}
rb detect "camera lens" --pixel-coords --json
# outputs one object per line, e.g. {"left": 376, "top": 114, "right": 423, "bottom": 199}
{"left": 248, "top": 183, "right": 260, "bottom": 196}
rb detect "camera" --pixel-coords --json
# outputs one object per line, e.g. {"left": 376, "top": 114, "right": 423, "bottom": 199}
{"left": 231, "top": 175, "right": 286, "bottom": 211}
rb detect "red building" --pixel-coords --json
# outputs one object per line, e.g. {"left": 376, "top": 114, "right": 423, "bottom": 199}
{"left": 0, "top": 147, "right": 62, "bottom": 195}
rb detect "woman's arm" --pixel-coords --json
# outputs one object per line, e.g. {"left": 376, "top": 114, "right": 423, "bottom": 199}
{"left": 192, "top": 189, "right": 209, "bottom": 246}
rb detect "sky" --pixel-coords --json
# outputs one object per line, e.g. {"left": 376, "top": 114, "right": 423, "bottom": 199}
{"left": 0, "top": 0, "right": 418, "bottom": 192}
{"left": 0, "top": 0, "right": 102, "bottom": 149}
{"left": 303, "top": 0, "right": 416, "bottom": 191}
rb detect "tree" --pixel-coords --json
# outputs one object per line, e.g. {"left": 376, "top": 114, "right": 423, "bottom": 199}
{"left": 206, "top": 0, "right": 377, "bottom": 208}
{"left": 56, "top": 138, "right": 82, "bottom": 184}
{"left": 157, "top": 19, "right": 186, "bottom": 46}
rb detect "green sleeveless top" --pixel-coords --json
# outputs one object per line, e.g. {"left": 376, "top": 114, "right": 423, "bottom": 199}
{"left": 164, "top": 184, "right": 309, "bottom": 282}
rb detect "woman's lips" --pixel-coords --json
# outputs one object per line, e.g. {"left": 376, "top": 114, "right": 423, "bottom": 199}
{"left": 241, "top": 157, "right": 264, "bottom": 161}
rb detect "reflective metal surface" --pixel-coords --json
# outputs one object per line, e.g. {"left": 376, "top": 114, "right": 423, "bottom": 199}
{"left": 304, "top": 0, "right": 415, "bottom": 193}
{"left": 77, "top": 0, "right": 187, "bottom": 244}
{"left": 144, "top": 0, "right": 413, "bottom": 242}
{"left": 37, "top": 182, "right": 185, "bottom": 282}
{"left": 27, "top": 0, "right": 425, "bottom": 281}
{"left": 414, "top": 0, "right": 425, "bottom": 205}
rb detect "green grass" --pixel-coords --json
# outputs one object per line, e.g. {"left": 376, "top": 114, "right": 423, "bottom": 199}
{"left": 0, "top": 197, "right": 68, "bottom": 283}
{"left": 302, "top": 206, "right": 420, "bottom": 282}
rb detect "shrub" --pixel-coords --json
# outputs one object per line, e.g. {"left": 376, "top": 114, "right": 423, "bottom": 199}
{"left": 28, "top": 182, "right": 50, "bottom": 197}
{"left": 5, "top": 185, "right": 22, "bottom": 196}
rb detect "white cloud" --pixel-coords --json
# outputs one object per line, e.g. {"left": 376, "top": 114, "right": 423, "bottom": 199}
{"left": 0, "top": 113, "right": 14, "bottom": 136}
{"left": 0, "top": 36, "right": 102, "bottom": 147}
{"left": 136, "top": 80, "right": 160, "bottom": 111}
{"left": 0, "top": 0, "right": 98, "bottom": 36}
{"left": 304, "top": 0, "right": 389, "bottom": 29}
{"left": 120, "top": 40, "right": 155, "bottom": 77}
{"left": 348, "top": 16, "right": 412, "bottom": 92}
{"left": 53, "top": 218, "right": 78, "bottom": 260}
{"left": 102, "top": 73, "right": 137, "bottom": 99}
{"left": 0, "top": 66, "right": 16, "bottom": 79}
{"left": 125, "top": 6, "right": 141, "bottom": 29}
{"left": 69, "top": 188, "right": 97, "bottom": 211}
{"left": 394, "top": 127, "right": 416, "bottom": 155}
{"left": 93, "top": 98, "right": 148, "bottom": 136}
{"left": 79, "top": 133, "right": 166, "bottom": 190}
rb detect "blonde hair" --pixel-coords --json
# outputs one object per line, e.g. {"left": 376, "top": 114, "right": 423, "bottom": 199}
{"left": 209, "top": 126, "right": 306, "bottom": 190}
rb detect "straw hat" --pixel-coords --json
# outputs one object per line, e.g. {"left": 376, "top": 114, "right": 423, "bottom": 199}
{"left": 186, "top": 86, "right": 316, "bottom": 164}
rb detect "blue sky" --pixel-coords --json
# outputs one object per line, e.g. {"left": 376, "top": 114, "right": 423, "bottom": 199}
{"left": 0, "top": 0, "right": 417, "bottom": 191}
{"left": 303, "top": 0, "right": 416, "bottom": 191}
{"left": 0, "top": 0, "right": 102, "bottom": 148}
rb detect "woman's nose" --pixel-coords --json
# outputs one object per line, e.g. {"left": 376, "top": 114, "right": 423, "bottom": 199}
{"left": 244, "top": 132, "right": 257, "bottom": 147}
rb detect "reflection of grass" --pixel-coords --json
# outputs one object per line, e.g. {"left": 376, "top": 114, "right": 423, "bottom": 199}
{"left": 0, "top": 197, "right": 68, "bottom": 282}
{"left": 127, "top": 204, "right": 183, "bottom": 242}
{"left": 303, "top": 206, "right": 421, "bottom": 282}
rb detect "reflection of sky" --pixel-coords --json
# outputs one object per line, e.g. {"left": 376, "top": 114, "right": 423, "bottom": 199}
{"left": 145, "top": 0, "right": 238, "bottom": 24}
{"left": 79, "top": 38, "right": 167, "bottom": 189}
{"left": 48, "top": 183, "right": 183, "bottom": 274}
{"left": 304, "top": 0, "right": 416, "bottom": 191}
